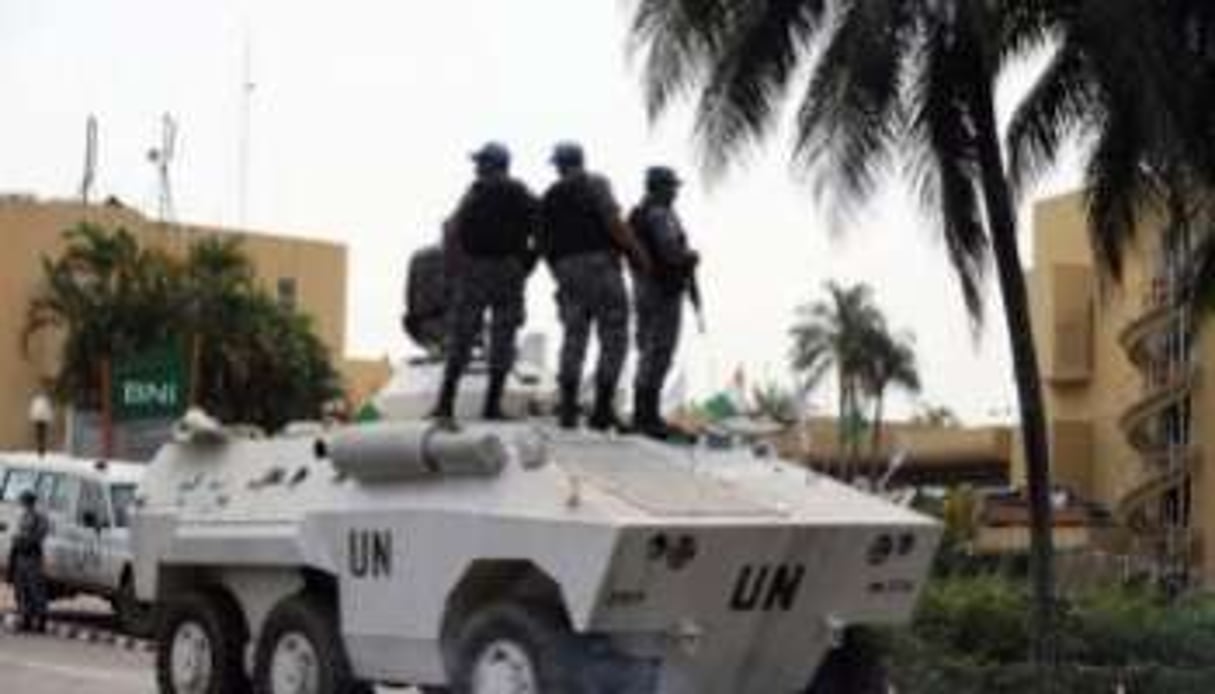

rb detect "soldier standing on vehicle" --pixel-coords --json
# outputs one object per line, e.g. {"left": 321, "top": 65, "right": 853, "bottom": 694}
{"left": 628, "top": 166, "right": 700, "bottom": 439}
{"left": 8, "top": 489, "right": 50, "bottom": 632}
{"left": 540, "top": 142, "right": 650, "bottom": 431}
{"left": 431, "top": 142, "right": 539, "bottom": 421}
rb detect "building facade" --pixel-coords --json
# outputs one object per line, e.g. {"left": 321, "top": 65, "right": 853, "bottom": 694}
{"left": 1026, "top": 192, "right": 1209, "bottom": 586}
{"left": 0, "top": 195, "right": 384, "bottom": 452}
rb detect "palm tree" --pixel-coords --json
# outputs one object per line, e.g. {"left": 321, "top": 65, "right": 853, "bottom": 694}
{"left": 1006, "top": 1, "right": 1215, "bottom": 285}
{"left": 790, "top": 281, "right": 884, "bottom": 471}
{"left": 862, "top": 329, "right": 920, "bottom": 454}
{"left": 23, "top": 223, "right": 178, "bottom": 407}
{"left": 629, "top": 0, "right": 1058, "bottom": 667}
{"left": 182, "top": 236, "right": 257, "bottom": 404}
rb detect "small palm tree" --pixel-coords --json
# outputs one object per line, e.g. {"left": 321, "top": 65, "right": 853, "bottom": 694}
{"left": 23, "top": 223, "right": 178, "bottom": 407}
{"left": 790, "top": 281, "right": 885, "bottom": 471}
{"left": 862, "top": 329, "right": 921, "bottom": 454}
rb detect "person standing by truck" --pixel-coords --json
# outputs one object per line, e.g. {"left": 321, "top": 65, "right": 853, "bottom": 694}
{"left": 8, "top": 489, "right": 49, "bottom": 632}
{"left": 431, "top": 142, "right": 539, "bottom": 421}
{"left": 540, "top": 142, "right": 650, "bottom": 431}
{"left": 628, "top": 166, "right": 700, "bottom": 440}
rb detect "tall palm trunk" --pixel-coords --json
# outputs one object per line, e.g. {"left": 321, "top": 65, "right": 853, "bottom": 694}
{"left": 870, "top": 388, "right": 885, "bottom": 455}
{"left": 836, "top": 376, "right": 847, "bottom": 478}
{"left": 973, "top": 94, "right": 1057, "bottom": 672}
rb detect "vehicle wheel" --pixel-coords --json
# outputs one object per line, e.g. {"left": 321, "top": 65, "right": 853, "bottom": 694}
{"left": 803, "top": 627, "right": 887, "bottom": 694}
{"left": 113, "top": 571, "right": 155, "bottom": 637}
{"left": 447, "top": 602, "right": 587, "bottom": 694}
{"left": 252, "top": 593, "right": 369, "bottom": 694}
{"left": 156, "top": 590, "right": 250, "bottom": 694}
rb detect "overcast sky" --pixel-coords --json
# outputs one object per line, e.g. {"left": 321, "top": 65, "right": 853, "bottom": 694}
{"left": 0, "top": 1, "right": 1080, "bottom": 423}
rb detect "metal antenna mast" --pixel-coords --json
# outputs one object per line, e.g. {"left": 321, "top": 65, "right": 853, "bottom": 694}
{"left": 79, "top": 115, "right": 98, "bottom": 205}
{"left": 238, "top": 34, "right": 255, "bottom": 227}
{"left": 147, "top": 112, "right": 178, "bottom": 224}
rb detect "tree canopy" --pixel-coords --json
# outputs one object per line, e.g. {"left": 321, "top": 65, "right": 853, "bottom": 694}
{"left": 24, "top": 222, "right": 342, "bottom": 432}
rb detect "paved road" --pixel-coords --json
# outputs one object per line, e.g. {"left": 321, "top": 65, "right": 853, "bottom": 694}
{"left": 0, "top": 631, "right": 155, "bottom": 694}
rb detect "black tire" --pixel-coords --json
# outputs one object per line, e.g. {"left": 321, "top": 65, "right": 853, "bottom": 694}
{"left": 447, "top": 602, "right": 588, "bottom": 694}
{"left": 252, "top": 593, "right": 367, "bottom": 694}
{"left": 113, "top": 571, "right": 154, "bottom": 638}
{"left": 156, "top": 590, "right": 250, "bottom": 694}
{"left": 803, "top": 627, "right": 887, "bottom": 694}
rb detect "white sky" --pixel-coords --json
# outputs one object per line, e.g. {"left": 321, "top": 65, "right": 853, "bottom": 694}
{"left": 0, "top": 1, "right": 1080, "bottom": 423}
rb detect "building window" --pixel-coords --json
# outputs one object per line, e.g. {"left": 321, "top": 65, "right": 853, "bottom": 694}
{"left": 277, "top": 277, "right": 298, "bottom": 312}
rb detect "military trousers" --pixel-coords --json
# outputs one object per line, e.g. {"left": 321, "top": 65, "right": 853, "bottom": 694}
{"left": 443, "top": 256, "right": 528, "bottom": 378}
{"left": 551, "top": 252, "right": 629, "bottom": 390}
{"left": 633, "top": 279, "right": 683, "bottom": 393}
{"left": 11, "top": 554, "right": 47, "bottom": 626}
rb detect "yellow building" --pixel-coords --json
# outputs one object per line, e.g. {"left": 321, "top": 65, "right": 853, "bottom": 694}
{"left": 0, "top": 195, "right": 389, "bottom": 450}
{"left": 1026, "top": 192, "right": 1204, "bottom": 584}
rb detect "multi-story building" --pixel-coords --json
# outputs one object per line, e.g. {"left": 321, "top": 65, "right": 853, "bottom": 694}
{"left": 1026, "top": 192, "right": 1208, "bottom": 585}
{"left": 0, "top": 195, "right": 390, "bottom": 452}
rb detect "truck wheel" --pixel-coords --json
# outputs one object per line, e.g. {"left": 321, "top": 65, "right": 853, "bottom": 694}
{"left": 448, "top": 602, "right": 586, "bottom": 694}
{"left": 156, "top": 590, "right": 250, "bottom": 694}
{"left": 252, "top": 593, "right": 369, "bottom": 694}
{"left": 113, "top": 572, "right": 154, "bottom": 637}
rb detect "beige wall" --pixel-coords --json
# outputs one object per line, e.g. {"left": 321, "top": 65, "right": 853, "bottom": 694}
{"left": 1025, "top": 192, "right": 1153, "bottom": 509}
{"left": 1030, "top": 191, "right": 1215, "bottom": 582}
{"left": 0, "top": 196, "right": 349, "bottom": 450}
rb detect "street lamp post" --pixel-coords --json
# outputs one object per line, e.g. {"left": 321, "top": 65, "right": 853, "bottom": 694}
{"left": 29, "top": 392, "right": 53, "bottom": 456}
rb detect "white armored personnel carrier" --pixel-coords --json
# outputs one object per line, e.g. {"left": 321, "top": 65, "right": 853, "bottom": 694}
{"left": 131, "top": 248, "right": 940, "bottom": 693}
{"left": 133, "top": 402, "right": 939, "bottom": 694}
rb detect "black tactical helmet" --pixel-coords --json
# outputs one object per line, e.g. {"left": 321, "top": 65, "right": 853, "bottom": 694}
{"left": 470, "top": 141, "right": 511, "bottom": 170}
{"left": 645, "top": 166, "right": 682, "bottom": 191}
{"left": 550, "top": 141, "right": 585, "bottom": 169}
{"left": 18, "top": 489, "right": 36, "bottom": 506}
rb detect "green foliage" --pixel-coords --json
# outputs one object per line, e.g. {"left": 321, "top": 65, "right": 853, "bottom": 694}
{"left": 24, "top": 222, "right": 341, "bottom": 432}
{"left": 882, "top": 576, "right": 1215, "bottom": 693}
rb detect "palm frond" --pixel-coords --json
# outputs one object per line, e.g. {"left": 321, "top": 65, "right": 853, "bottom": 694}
{"left": 1007, "top": 40, "right": 1098, "bottom": 198}
{"left": 792, "top": 1, "right": 913, "bottom": 210}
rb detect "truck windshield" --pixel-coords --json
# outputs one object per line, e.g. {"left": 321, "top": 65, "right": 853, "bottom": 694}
{"left": 110, "top": 483, "right": 137, "bottom": 528}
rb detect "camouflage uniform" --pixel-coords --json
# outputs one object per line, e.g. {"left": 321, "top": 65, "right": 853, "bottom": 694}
{"left": 9, "top": 501, "right": 49, "bottom": 631}
{"left": 433, "top": 161, "right": 538, "bottom": 420}
{"left": 541, "top": 172, "right": 630, "bottom": 405}
{"left": 445, "top": 256, "right": 528, "bottom": 377}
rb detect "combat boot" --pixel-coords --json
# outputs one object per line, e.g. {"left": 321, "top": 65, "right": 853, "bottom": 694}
{"left": 635, "top": 387, "right": 674, "bottom": 440}
{"left": 483, "top": 371, "right": 511, "bottom": 420}
{"left": 557, "top": 380, "right": 580, "bottom": 429}
{"left": 588, "top": 382, "right": 628, "bottom": 433}
{"left": 430, "top": 370, "right": 459, "bottom": 422}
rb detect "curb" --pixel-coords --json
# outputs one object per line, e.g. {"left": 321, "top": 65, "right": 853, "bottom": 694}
{"left": 1, "top": 612, "right": 153, "bottom": 652}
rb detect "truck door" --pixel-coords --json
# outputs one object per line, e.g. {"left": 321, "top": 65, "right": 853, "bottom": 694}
{"left": 70, "top": 480, "right": 112, "bottom": 590}
{"left": 44, "top": 474, "right": 81, "bottom": 586}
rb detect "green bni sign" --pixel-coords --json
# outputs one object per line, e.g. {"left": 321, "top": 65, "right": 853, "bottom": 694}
{"left": 111, "top": 346, "right": 187, "bottom": 421}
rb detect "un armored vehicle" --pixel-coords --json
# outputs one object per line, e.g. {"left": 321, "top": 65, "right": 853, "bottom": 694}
{"left": 133, "top": 399, "right": 938, "bottom": 694}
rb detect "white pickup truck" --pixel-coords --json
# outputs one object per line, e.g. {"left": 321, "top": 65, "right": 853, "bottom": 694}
{"left": 0, "top": 452, "right": 149, "bottom": 633}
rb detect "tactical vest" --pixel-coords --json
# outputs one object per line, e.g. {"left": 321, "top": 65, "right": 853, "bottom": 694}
{"left": 540, "top": 176, "right": 615, "bottom": 261}
{"left": 457, "top": 178, "right": 534, "bottom": 258}
{"left": 629, "top": 202, "right": 686, "bottom": 294}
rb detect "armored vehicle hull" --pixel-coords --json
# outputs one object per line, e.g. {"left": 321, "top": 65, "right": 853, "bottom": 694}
{"left": 134, "top": 413, "right": 938, "bottom": 694}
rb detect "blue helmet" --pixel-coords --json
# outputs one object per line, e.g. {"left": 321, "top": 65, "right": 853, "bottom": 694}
{"left": 550, "top": 141, "right": 585, "bottom": 169}
{"left": 645, "top": 165, "right": 682, "bottom": 192}
{"left": 470, "top": 141, "right": 511, "bottom": 170}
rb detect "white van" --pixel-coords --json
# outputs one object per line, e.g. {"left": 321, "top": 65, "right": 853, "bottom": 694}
{"left": 0, "top": 453, "right": 148, "bottom": 633}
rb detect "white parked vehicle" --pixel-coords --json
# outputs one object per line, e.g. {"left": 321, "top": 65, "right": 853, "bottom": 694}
{"left": 0, "top": 452, "right": 149, "bottom": 632}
